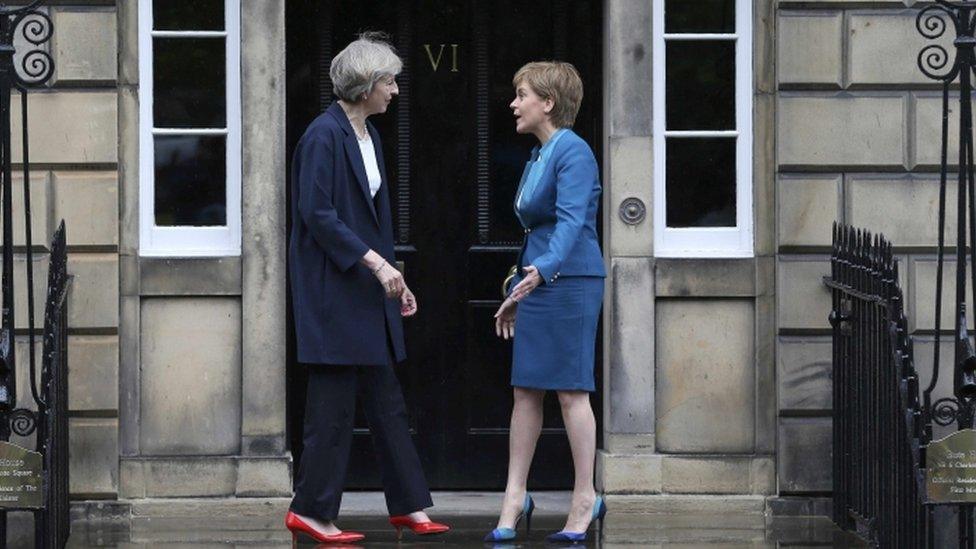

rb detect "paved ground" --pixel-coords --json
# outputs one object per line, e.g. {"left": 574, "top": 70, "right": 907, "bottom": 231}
{"left": 20, "top": 492, "right": 870, "bottom": 547}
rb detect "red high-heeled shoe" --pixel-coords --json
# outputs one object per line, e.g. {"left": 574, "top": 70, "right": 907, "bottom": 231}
{"left": 388, "top": 515, "right": 451, "bottom": 539}
{"left": 285, "top": 510, "right": 365, "bottom": 544}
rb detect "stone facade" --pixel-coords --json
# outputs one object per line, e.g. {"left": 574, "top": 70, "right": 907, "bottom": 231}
{"left": 0, "top": 0, "right": 944, "bottom": 517}
{"left": 775, "top": 0, "right": 950, "bottom": 508}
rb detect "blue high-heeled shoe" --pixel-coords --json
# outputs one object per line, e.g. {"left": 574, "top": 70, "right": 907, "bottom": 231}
{"left": 545, "top": 495, "right": 607, "bottom": 544}
{"left": 484, "top": 493, "right": 535, "bottom": 542}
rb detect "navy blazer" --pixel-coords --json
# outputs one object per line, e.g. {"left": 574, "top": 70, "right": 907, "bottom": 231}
{"left": 289, "top": 102, "right": 406, "bottom": 366}
{"left": 514, "top": 129, "right": 606, "bottom": 286}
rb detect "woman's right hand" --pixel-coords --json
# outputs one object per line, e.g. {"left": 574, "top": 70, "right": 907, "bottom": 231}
{"left": 373, "top": 262, "right": 405, "bottom": 298}
{"left": 494, "top": 297, "right": 518, "bottom": 340}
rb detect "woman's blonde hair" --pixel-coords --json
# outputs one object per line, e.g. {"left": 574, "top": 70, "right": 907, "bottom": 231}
{"left": 512, "top": 61, "right": 583, "bottom": 128}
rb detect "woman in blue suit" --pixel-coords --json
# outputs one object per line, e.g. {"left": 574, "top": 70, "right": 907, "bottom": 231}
{"left": 285, "top": 33, "right": 448, "bottom": 544}
{"left": 486, "top": 61, "right": 607, "bottom": 544}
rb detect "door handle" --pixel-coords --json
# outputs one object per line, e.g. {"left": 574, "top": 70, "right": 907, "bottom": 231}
{"left": 501, "top": 265, "right": 517, "bottom": 299}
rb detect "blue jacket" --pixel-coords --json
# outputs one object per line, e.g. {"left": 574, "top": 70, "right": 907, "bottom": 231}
{"left": 514, "top": 129, "right": 606, "bottom": 285}
{"left": 289, "top": 102, "right": 406, "bottom": 366}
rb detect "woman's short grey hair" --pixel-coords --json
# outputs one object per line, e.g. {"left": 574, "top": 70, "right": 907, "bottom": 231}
{"left": 330, "top": 32, "right": 402, "bottom": 103}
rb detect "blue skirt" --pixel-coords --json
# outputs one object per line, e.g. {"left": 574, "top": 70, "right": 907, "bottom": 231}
{"left": 511, "top": 276, "right": 604, "bottom": 392}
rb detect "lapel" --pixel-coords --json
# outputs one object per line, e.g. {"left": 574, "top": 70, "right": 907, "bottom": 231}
{"left": 513, "top": 145, "right": 541, "bottom": 225}
{"left": 326, "top": 103, "right": 380, "bottom": 226}
{"left": 368, "top": 122, "right": 392, "bottom": 229}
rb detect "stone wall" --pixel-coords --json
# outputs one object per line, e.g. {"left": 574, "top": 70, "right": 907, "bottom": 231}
{"left": 775, "top": 0, "right": 956, "bottom": 505}
{"left": 116, "top": 0, "right": 290, "bottom": 498}
{"left": 597, "top": 0, "right": 777, "bottom": 500}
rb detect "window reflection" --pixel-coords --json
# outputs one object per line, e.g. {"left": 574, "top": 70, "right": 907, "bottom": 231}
{"left": 666, "top": 138, "right": 736, "bottom": 228}
{"left": 154, "top": 38, "right": 226, "bottom": 128}
{"left": 153, "top": 0, "right": 225, "bottom": 31}
{"left": 154, "top": 135, "right": 227, "bottom": 226}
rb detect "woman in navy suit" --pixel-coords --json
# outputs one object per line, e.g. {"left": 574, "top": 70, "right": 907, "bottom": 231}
{"left": 486, "top": 62, "right": 607, "bottom": 544}
{"left": 285, "top": 33, "right": 449, "bottom": 544}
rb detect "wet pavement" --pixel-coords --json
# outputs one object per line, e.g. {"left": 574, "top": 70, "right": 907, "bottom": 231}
{"left": 61, "top": 514, "right": 868, "bottom": 548}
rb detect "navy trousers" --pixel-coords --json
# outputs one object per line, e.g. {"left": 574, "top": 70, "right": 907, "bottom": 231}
{"left": 289, "top": 344, "right": 433, "bottom": 520}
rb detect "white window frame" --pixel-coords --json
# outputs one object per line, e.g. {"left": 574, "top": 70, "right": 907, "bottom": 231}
{"left": 652, "top": 0, "right": 753, "bottom": 258}
{"left": 138, "top": 0, "right": 242, "bottom": 257}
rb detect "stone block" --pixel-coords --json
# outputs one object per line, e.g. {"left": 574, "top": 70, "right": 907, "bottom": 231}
{"left": 607, "top": 137, "right": 653, "bottom": 257}
{"left": 655, "top": 258, "right": 756, "bottom": 297}
{"left": 67, "top": 253, "right": 119, "bottom": 329}
{"left": 604, "top": 433, "right": 655, "bottom": 453}
{"left": 11, "top": 91, "right": 117, "bottom": 164}
{"left": 911, "top": 257, "right": 975, "bottom": 331}
{"left": 607, "top": 0, "right": 651, "bottom": 137}
{"left": 139, "top": 298, "right": 241, "bottom": 455}
{"left": 121, "top": 457, "right": 236, "bottom": 498}
{"left": 139, "top": 257, "right": 242, "bottom": 296}
{"left": 756, "top": 293, "right": 777, "bottom": 454}
{"left": 69, "top": 417, "right": 118, "bottom": 496}
{"left": 68, "top": 335, "right": 118, "bottom": 411}
{"left": 661, "top": 456, "right": 773, "bottom": 495}
{"left": 0, "top": 171, "right": 52, "bottom": 249}
{"left": 754, "top": 0, "right": 776, "bottom": 95}
{"left": 597, "top": 451, "right": 662, "bottom": 494}
{"left": 0, "top": 253, "right": 48, "bottom": 329}
{"left": 778, "top": 417, "right": 832, "bottom": 493}
{"left": 53, "top": 171, "right": 118, "bottom": 247}
{"left": 236, "top": 457, "right": 292, "bottom": 497}
{"left": 849, "top": 11, "right": 952, "bottom": 86}
{"left": 848, "top": 175, "right": 956, "bottom": 247}
{"left": 118, "top": 86, "right": 139, "bottom": 256}
{"left": 656, "top": 299, "right": 755, "bottom": 453}
{"left": 778, "top": 12, "right": 843, "bottom": 86}
{"left": 916, "top": 93, "right": 963, "bottom": 169}
{"left": 777, "top": 257, "right": 831, "bottom": 330}
{"left": 754, "top": 93, "right": 777, "bottom": 255}
{"left": 117, "top": 0, "right": 137, "bottom": 86}
{"left": 608, "top": 258, "right": 655, "bottom": 434}
{"left": 778, "top": 336, "right": 833, "bottom": 411}
{"left": 51, "top": 8, "right": 117, "bottom": 83}
{"left": 241, "top": 0, "right": 288, "bottom": 449}
{"left": 778, "top": 95, "right": 906, "bottom": 168}
{"left": 777, "top": 175, "right": 840, "bottom": 248}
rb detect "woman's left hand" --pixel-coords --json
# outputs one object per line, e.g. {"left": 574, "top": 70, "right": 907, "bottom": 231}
{"left": 400, "top": 286, "right": 418, "bottom": 317}
{"left": 510, "top": 265, "right": 542, "bottom": 302}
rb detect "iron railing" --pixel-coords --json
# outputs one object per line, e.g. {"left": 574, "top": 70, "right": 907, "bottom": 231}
{"left": 32, "top": 223, "right": 68, "bottom": 548}
{"left": 825, "top": 225, "right": 926, "bottom": 547}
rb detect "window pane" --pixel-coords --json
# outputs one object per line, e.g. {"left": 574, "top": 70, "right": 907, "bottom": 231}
{"left": 154, "top": 135, "right": 226, "bottom": 226}
{"left": 666, "top": 138, "right": 735, "bottom": 228}
{"left": 153, "top": 0, "right": 224, "bottom": 31}
{"left": 154, "top": 38, "right": 226, "bottom": 128}
{"left": 665, "top": 0, "right": 734, "bottom": 33}
{"left": 666, "top": 41, "right": 735, "bottom": 130}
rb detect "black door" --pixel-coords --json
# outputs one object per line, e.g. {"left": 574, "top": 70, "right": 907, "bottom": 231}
{"left": 286, "top": 0, "right": 603, "bottom": 489}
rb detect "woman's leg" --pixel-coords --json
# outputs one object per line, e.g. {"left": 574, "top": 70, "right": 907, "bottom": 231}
{"left": 360, "top": 359, "right": 434, "bottom": 518}
{"left": 557, "top": 390, "right": 597, "bottom": 532}
{"left": 289, "top": 365, "right": 358, "bottom": 534}
{"left": 496, "top": 386, "right": 545, "bottom": 528}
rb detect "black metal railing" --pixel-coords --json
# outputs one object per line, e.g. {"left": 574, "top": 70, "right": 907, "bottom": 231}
{"left": 31, "top": 223, "right": 68, "bottom": 548}
{"left": 825, "top": 224, "right": 926, "bottom": 547}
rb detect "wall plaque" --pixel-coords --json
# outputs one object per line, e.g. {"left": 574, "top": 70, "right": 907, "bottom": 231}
{"left": 927, "top": 429, "right": 976, "bottom": 504}
{"left": 0, "top": 441, "right": 42, "bottom": 509}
